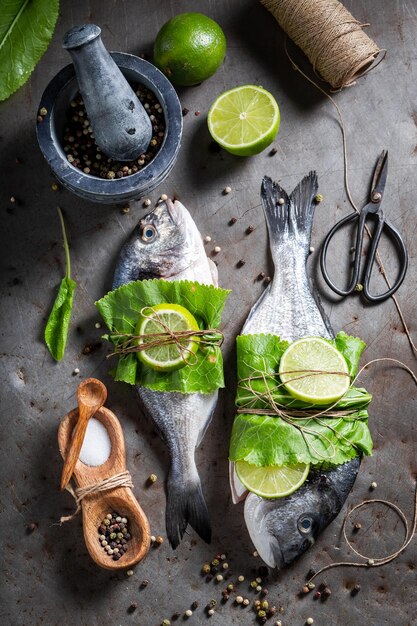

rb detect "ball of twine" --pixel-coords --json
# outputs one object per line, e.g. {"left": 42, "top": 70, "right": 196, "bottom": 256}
{"left": 260, "top": 0, "right": 382, "bottom": 89}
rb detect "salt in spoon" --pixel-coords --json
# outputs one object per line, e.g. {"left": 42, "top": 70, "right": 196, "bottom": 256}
{"left": 60, "top": 378, "right": 107, "bottom": 490}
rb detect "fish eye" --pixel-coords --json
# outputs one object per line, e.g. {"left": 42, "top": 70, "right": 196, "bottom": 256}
{"left": 298, "top": 514, "right": 315, "bottom": 534}
{"left": 141, "top": 224, "right": 157, "bottom": 242}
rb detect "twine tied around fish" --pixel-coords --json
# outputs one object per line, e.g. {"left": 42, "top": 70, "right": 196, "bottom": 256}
{"left": 106, "top": 306, "right": 224, "bottom": 366}
{"left": 237, "top": 367, "right": 364, "bottom": 460}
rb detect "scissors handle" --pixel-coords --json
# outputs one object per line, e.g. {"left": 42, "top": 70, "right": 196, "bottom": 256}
{"left": 363, "top": 218, "right": 408, "bottom": 303}
{"left": 320, "top": 210, "right": 408, "bottom": 302}
{"left": 320, "top": 211, "right": 366, "bottom": 297}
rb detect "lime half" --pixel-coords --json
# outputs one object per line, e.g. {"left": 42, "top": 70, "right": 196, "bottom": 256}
{"left": 135, "top": 303, "right": 199, "bottom": 372}
{"left": 236, "top": 460, "right": 310, "bottom": 499}
{"left": 207, "top": 85, "right": 280, "bottom": 156}
{"left": 279, "top": 337, "right": 350, "bottom": 405}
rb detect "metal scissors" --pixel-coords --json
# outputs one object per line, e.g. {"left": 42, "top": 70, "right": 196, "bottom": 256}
{"left": 320, "top": 150, "right": 408, "bottom": 303}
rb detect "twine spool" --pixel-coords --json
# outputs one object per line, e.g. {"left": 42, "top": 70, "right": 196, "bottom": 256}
{"left": 260, "top": 0, "right": 382, "bottom": 89}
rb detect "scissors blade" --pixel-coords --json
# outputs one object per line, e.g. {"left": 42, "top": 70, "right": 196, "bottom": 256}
{"left": 370, "top": 150, "right": 388, "bottom": 200}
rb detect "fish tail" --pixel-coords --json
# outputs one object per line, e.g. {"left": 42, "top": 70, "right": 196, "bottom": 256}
{"left": 261, "top": 172, "right": 318, "bottom": 250}
{"left": 166, "top": 471, "right": 211, "bottom": 549}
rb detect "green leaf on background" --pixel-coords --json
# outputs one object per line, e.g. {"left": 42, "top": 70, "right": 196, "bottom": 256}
{"left": 96, "top": 279, "right": 230, "bottom": 393}
{"left": 44, "top": 276, "right": 76, "bottom": 361}
{"left": 229, "top": 332, "right": 372, "bottom": 468}
{"left": 44, "top": 208, "right": 76, "bottom": 361}
{"left": 0, "top": 0, "right": 60, "bottom": 101}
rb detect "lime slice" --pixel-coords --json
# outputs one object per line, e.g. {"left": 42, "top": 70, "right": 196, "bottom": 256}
{"left": 207, "top": 85, "right": 280, "bottom": 156}
{"left": 135, "top": 303, "right": 199, "bottom": 372}
{"left": 279, "top": 337, "right": 350, "bottom": 405}
{"left": 235, "top": 460, "right": 310, "bottom": 499}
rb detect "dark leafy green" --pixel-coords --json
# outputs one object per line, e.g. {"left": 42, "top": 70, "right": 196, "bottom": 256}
{"left": 229, "top": 332, "right": 373, "bottom": 467}
{"left": 44, "top": 208, "right": 75, "bottom": 361}
{"left": 96, "top": 280, "right": 230, "bottom": 393}
{"left": 0, "top": 0, "right": 60, "bottom": 101}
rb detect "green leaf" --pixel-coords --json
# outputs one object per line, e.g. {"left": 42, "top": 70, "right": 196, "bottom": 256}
{"left": 230, "top": 332, "right": 373, "bottom": 467}
{"left": 44, "top": 208, "right": 75, "bottom": 361}
{"left": 0, "top": 0, "right": 60, "bottom": 101}
{"left": 44, "top": 276, "right": 76, "bottom": 361}
{"left": 96, "top": 279, "right": 230, "bottom": 393}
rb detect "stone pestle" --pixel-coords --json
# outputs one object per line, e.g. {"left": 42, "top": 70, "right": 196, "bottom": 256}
{"left": 63, "top": 24, "right": 152, "bottom": 161}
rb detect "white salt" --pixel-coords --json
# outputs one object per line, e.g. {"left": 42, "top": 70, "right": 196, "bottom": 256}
{"left": 78, "top": 418, "right": 111, "bottom": 466}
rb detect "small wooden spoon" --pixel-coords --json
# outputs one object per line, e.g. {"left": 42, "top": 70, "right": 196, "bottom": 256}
{"left": 60, "top": 378, "right": 107, "bottom": 491}
{"left": 58, "top": 405, "right": 151, "bottom": 570}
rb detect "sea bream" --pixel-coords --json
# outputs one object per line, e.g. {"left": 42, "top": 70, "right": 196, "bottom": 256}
{"left": 231, "top": 173, "right": 360, "bottom": 569}
{"left": 113, "top": 199, "right": 219, "bottom": 548}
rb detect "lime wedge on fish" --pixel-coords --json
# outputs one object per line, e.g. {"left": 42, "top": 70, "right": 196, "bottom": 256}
{"left": 207, "top": 85, "right": 280, "bottom": 156}
{"left": 279, "top": 337, "right": 350, "bottom": 405}
{"left": 236, "top": 460, "right": 310, "bottom": 498}
{"left": 135, "top": 303, "right": 199, "bottom": 372}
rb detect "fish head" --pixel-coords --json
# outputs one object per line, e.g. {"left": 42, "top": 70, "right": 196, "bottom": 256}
{"left": 113, "top": 199, "right": 202, "bottom": 288}
{"left": 244, "top": 460, "right": 360, "bottom": 569}
{"left": 244, "top": 491, "right": 322, "bottom": 569}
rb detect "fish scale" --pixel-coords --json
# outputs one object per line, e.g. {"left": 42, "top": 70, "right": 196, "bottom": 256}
{"left": 234, "top": 173, "right": 360, "bottom": 569}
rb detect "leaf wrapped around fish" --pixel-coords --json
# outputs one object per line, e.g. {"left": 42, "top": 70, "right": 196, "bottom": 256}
{"left": 96, "top": 279, "right": 230, "bottom": 393}
{"left": 229, "top": 331, "right": 373, "bottom": 468}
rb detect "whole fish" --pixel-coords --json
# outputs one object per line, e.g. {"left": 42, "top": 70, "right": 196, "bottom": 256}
{"left": 113, "top": 199, "right": 219, "bottom": 548}
{"left": 231, "top": 173, "right": 360, "bottom": 569}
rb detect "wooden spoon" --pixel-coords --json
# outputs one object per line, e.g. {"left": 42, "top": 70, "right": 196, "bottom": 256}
{"left": 58, "top": 405, "right": 151, "bottom": 570}
{"left": 60, "top": 378, "right": 107, "bottom": 491}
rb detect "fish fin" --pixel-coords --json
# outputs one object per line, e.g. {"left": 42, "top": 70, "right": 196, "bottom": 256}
{"left": 166, "top": 474, "right": 211, "bottom": 549}
{"left": 261, "top": 172, "right": 318, "bottom": 246}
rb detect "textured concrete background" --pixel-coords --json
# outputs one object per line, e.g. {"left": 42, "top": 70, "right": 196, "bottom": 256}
{"left": 1, "top": 1, "right": 416, "bottom": 625}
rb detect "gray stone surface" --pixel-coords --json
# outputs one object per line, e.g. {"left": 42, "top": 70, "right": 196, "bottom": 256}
{"left": 1, "top": 1, "right": 416, "bottom": 625}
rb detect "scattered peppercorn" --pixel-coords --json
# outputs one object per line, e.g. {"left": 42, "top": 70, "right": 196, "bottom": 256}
{"left": 307, "top": 582, "right": 315, "bottom": 590}
{"left": 126, "top": 569, "right": 134, "bottom": 576}
{"left": 370, "top": 481, "right": 377, "bottom": 490}
{"left": 355, "top": 283, "right": 364, "bottom": 292}
{"left": 155, "top": 535, "right": 164, "bottom": 545}
{"left": 194, "top": 110, "right": 201, "bottom": 116}
{"left": 261, "top": 600, "right": 269, "bottom": 610}
{"left": 191, "top": 601, "right": 198, "bottom": 611}
{"left": 215, "top": 574, "right": 224, "bottom": 582}
{"left": 309, "top": 246, "right": 315, "bottom": 253}
{"left": 182, "top": 108, "right": 189, "bottom": 116}
{"left": 202, "top": 563, "right": 211, "bottom": 574}
{"left": 223, "top": 186, "right": 232, "bottom": 195}
{"left": 258, "top": 610, "right": 267, "bottom": 618}
{"left": 306, "top": 618, "right": 314, "bottom": 625}
{"left": 227, "top": 583, "right": 234, "bottom": 591}
{"left": 143, "top": 198, "right": 152, "bottom": 207}
{"left": 314, "top": 194, "right": 324, "bottom": 203}
{"left": 160, "top": 194, "right": 168, "bottom": 202}
{"left": 261, "top": 588, "right": 268, "bottom": 596}
{"left": 277, "top": 197, "right": 285, "bottom": 205}
{"left": 269, "top": 147, "right": 278, "bottom": 156}
{"left": 302, "top": 586, "right": 310, "bottom": 595}
{"left": 51, "top": 182, "right": 60, "bottom": 191}
{"left": 161, "top": 620, "right": 171, "bottom": 626}
{"left": 128, "top": 602, "right": 138, "bottom": 613}
{"left": 351, "top": 584, "right": 361, "bottom": 596}
{"left": 268, "top": 606, "right": 277, "bottom": 617}
{"left": 354, "top": 522, "right": 362, "bottom": 532}
{"left": 140, "top": 579, "right": 149, "bottom": 589}
{"left": 235, "top": 596, "right": 244, "bottom": 604}
{"left": 204, "top": 235, "right": 212, "bottom": 243}
{"left": 322, "top": 586, "right": 332, "bottom": 599}
{"left": 211, "top": 559, "right": 220, "bottom": 567}
{"left": 314, "top": 591, "right": 321, "bottom": 600}
{"left": 238, "top": 575, "right": 245, "bottom": 582}
{"left": 172, "top": 612, "right": 181, "bottom": 621}
{"left": 147, "top": 473, "right": 158, "bottom": 484}
{"left": 229, "top": 217, "right": 237, "bottom": 225}
{"left": 236, "top": 259, "right": 246, "bottom": 267}
{"left": 246, "top": 225, "right": 255, "bottom": 234}
{"left": 256, "top": 585, "right": 262, "bottom": 592}
{"left": 250, "top": 580, "right": 258, "bottom": 589}
{"left": 26, "top": 522, "right": 37, "bottom": 534}
{"left": 213, "top": 246, "right": 221, "bottom": 253}
{"left": 307, "top": 568, "right": 316, "bottom": 579}
{"left": 263, "top": 276, "right": 271, "bottom": 285}
{"left": 184, "top": 609, "right": 193, "bottom": 618}
{"left": 39, "top": 107, "right": 48, "bottom": 116}
{"left": 243, "top": 598, "right": 250, "bottom": 606}
{"left": 257, "top": 271, "right": 266, "bottom": 280}
{"left": 368, "top": 558, "right": 375, "bottom": 566}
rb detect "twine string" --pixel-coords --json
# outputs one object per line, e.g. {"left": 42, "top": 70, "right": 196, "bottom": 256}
{"left": 260, "top": 0, "right": 382, "bottom": 89}
{"left": 60, "top": 470, "right": 133, "bottom": 524}
{"left": 107, "top": 306, "right": 224, "bottom": 365}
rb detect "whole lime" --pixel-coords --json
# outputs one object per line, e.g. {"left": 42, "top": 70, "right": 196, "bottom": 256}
{"left": 153, "top": 13, "right": 226, "bottom": 87}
